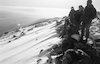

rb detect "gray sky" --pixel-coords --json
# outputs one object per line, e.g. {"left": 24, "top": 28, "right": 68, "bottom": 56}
{"left": 0, "top": 0, "right": 100, "bottom": 10}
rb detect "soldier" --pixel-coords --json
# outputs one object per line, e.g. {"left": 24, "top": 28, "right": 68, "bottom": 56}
{"left": 81, "top": 0, "right": 96, "bottom": 42}
{"left": 74, "top": 5, "right": 84, "bottom": 31}
{"left": 68, "top": 6, "right": 76, "bottom": 25}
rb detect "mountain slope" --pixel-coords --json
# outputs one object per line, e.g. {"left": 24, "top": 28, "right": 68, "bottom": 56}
{"left": 0, "top": 18, "right": 63, "bottom": 64}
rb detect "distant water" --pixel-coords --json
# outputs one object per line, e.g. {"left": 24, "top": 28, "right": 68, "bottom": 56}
{"left": 0, "top": 6, "right": 70, "bottom": 36}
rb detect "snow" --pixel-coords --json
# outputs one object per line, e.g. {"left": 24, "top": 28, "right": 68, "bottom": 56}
{"left": 0, "top": 20, "right": 62, "bottom": 64}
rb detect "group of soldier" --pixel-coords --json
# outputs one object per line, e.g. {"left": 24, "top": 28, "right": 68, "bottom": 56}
{"left": 68, "top": 0, "right": 97, "bottom": 43}
{"left": 58, "top": 0, "right": 100, "bottom": 64}
{"left": 60, "top": 0, "right": 97, "bottom": 52}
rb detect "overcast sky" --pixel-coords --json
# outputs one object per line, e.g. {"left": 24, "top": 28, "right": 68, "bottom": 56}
{"left": 0, "top": 0, "right": 100, "bottom": 10}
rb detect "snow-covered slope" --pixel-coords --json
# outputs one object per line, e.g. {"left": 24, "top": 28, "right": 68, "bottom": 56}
{"left": 0, "top": 18, "right": 63, "bottom": 64}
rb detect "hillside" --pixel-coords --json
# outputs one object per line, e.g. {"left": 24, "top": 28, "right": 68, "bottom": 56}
{"left": 0, "top": 13, "right": 100, "bottom": 64}
{"left": 0, "top": 17, "right": 64, "bottom": 64}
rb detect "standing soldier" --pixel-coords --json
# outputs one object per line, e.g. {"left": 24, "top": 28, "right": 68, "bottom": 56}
{"left": 74, "top": 5, "right": 84, "bottom": 31}
{"left": 81, "top": 0, "right": 96, "bottom": 42}
{"left": 68, "top": 7, "right": 76, "bottom": 25}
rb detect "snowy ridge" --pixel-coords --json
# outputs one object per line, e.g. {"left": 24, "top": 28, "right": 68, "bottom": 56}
{"left": 0, "top": 18, "right": 63, "bottom": 64}
{"left": 0, "top": 18, "right": 60, "bottom": 45}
